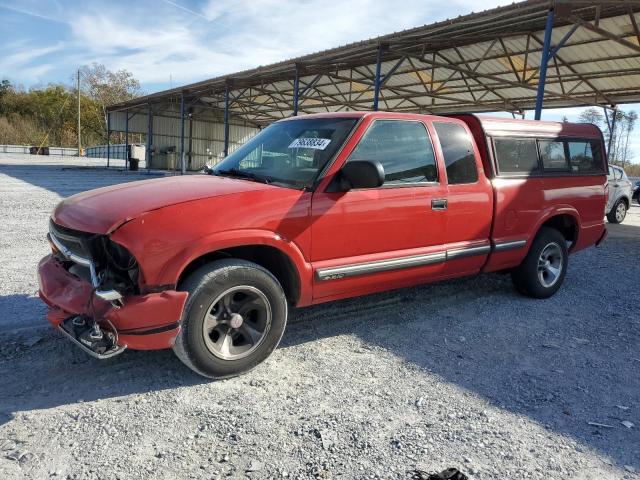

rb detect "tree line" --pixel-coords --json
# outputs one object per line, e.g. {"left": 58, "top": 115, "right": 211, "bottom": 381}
{"left": 577, "top": 107, "right": 638, "bottom": 173}
{"left": 0, "top": 64, "right": 141, "bottom": 149}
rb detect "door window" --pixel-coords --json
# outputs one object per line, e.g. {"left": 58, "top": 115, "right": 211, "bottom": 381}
{"left": 433, "top": 122, "right": 479, "bottom": 184}
{"left": 346, "top": 120, "right": 437, "bottom": 185}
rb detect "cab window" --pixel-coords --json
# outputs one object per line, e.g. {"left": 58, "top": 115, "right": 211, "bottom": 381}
{"left": 346, "top": 120, "right": 437, "bottom": 185}
{"left": 433, "top": 122, "right": 478, "bottom": 184}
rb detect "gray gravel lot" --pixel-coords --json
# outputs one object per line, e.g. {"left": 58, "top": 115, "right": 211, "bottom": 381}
{"left": 0, "top": 154, "right": 638, "bottom": 480}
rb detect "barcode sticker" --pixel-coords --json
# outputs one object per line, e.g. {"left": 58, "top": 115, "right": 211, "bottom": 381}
{"left": 288, "top": 138, "right": 331, "bottom": 150}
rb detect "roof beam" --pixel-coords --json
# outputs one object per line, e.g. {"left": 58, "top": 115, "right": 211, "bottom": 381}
{"left": 529, "top": 33, "right": 614, "bottom": 105}
{"left": 563, "top": 14, "right": 640, "bottom": 54}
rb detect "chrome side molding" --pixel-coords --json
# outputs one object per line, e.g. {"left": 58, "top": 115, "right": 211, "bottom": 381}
{"left": 316, "top": 239, "right": 527, "bottom": 281}
{"left": 316, "top": 251, "right": 447, "bottom": 281}
{"left": 446, "top": 244, "right": 491, "bottom": 260}
{"left": 492, "top": 239, "right": 527, "bottom": 252}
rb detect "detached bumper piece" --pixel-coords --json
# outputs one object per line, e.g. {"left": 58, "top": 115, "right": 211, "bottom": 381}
{"left": 59, "top": 315, "right": 127, "bottom": 359}
{"left": 38, "top": 254, "right": 188, "bottom": 352}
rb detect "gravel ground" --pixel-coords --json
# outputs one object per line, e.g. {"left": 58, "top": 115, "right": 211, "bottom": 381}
{"left": 0, "top": 154, "right": 638, "bottom": 480}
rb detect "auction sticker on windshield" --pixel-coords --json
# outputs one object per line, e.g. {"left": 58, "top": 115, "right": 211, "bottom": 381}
{"left": 288, "top": 138, "right": 331, "bottom": 150}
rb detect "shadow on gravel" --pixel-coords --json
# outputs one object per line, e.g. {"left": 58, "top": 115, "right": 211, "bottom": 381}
{"left": 0, "top": 294, "right": 48, "bottom": 332}
{"left": 0, "top": 336, "right": 207, "bottom": 427}
{"left": 283, "top": 258, "right": 640, "bottom": 471}
{"left": 0, "top": 163, "right": 162, "bottom": 198}
{"left": 1, "top": 245, "right": 638, "bottom": 470}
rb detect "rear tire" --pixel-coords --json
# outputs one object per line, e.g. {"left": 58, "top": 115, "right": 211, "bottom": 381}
{"left": 607, "top": 199, "right": 627, "bottom": 223}
{"left": 173, "top": 259, "right": 288, "bottom": 379}
{"left": 511, "top": 227, "right": 568, "bottom": 299}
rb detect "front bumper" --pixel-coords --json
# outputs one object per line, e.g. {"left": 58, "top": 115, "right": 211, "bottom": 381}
{"left": 37, "top": 254, "right": 188, "bottom": 351}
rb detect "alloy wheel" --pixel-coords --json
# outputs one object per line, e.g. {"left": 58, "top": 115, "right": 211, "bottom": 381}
{"left": 537, "top": 242, "right": 563, "bottom": 288}
{"left": 202, "top": 286, "right": 272, "bottom": 360}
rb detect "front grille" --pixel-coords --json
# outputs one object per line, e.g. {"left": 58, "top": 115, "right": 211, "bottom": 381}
{"left": 49, "top": 220, "right": 93, "bottom": 260}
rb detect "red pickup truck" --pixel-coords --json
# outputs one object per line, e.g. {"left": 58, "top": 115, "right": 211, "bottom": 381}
{"left": 38, "top": 112, "right": 608, "bottom": 378}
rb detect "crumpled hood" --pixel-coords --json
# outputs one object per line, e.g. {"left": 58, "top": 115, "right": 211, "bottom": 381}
{"left": 52, "top": 175, "right": 272, "bottom": 234}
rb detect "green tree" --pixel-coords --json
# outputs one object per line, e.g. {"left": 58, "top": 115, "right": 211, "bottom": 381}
{"left": 577, "top": 107, "right": 604, "bottom": 127}
{"left": 0, "top": 65, "right": 141, "bottom": 147}
{"left": 80, "top": 63, "right": 142, "bottom": 135}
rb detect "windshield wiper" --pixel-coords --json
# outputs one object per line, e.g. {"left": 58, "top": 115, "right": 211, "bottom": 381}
{"left": 214, "top": 168, "right": 270, "bottom": 184}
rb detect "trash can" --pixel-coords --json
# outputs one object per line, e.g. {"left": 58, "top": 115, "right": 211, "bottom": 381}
{"left": 129, "top": 158, "right": 139, "bottom": 171}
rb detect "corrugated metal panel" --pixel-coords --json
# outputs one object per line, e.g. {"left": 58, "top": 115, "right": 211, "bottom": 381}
{"left": 107, "top": 3, "right": 640, "bottom": 123}
{"left": 107, "top": 110, "right": 260, "bottom": 170}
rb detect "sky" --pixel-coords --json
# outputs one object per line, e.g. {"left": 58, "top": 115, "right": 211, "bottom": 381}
{"left": 0, "top": 0, "right": 638, "bottom": 161}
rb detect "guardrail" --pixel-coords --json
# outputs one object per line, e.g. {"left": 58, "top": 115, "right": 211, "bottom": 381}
{"left": 0, "top": 144, "right": 80, "bottom": 156}
{"left": 85, "top": 144, "right": 127, "bottom": 160}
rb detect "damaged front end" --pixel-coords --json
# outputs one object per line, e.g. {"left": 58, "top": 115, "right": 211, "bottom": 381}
{"left": 38, "top": 220, "right": 187, "bottom": 358}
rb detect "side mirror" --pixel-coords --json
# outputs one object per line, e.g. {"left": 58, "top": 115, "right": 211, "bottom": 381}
{"left": 339, "top": 160, "right": 385, "bottom": 190}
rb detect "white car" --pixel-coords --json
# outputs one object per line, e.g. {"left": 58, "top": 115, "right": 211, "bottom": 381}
{"left": 606, "top": 164, "right": 633, "bottom": 223}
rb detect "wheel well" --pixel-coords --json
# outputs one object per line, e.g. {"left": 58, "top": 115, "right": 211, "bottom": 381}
{"left": 177, "top": 245, "right": 300, "bottom": 305}
{"left": 540, "top": 214, "right": 577, "bottom": 248}
{"left": 620, "top": 196, "right": 630, "bottom": 208}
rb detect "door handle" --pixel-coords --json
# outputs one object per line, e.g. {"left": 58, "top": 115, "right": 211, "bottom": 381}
{"left": 431, "top": 198, "right": 448, "bottom": 210}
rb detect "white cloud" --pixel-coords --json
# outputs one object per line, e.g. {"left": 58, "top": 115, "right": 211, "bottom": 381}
{"left": 0, "top": 42, "right": 63, "bottom": 85}
{"left": 56, "top": 0, "right": 515, "bottom": 86}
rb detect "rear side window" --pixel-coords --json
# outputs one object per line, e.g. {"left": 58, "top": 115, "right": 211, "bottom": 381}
{"left": 347, "top": 120, "right": 437, "bottom": 185}
{"left": 568, "top": 141, "right": 602, "bottom": 173}
{"left": 493, "top": 138, "right": 539, "bottom": 174}
{"left": 539, "top": 140, "right": 569, "bottom": 171}
{"left": 493, "top": 137, "right": 605, "bottom": 176}
{"left": 433, "top": 122, "right": 478, "bottom": 184}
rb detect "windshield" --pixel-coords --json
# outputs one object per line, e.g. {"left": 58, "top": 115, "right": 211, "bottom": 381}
{"left": 213, "top": 117, "right": 358, "bottom": 189}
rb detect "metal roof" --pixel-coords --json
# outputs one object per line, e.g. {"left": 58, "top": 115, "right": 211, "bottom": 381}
{"left": 107, "top": 0, "right": 640, "bottom": 126}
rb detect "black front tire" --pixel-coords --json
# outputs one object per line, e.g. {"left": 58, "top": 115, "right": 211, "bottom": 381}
{"left": 173, "top": 259, "right": 288, "bottom": 379}
{"left": 511, "top": 227, "right": 568, "bottom": 299}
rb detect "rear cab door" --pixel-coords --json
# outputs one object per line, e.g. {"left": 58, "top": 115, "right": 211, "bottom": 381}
{"left": 430, "top": 120, "right": 493, "bottom": 277}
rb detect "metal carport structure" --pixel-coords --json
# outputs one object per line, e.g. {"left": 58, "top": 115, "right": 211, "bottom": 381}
{"left": 106, "top": 0, "right": 640, "bottom": 172}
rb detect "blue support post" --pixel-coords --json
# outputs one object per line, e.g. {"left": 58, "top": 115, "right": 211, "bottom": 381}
{"left": 372, "top": 45, "right": 383, "bottom": 111}
{"left": 125, "top": 110, "right": 129, "bottom": 170}
{"left": 180, "top": 94, "right": 185, "bottom": 174}
{"left": 223, "top": 84, "right": 230, "bottom": 157}
{"left": 548, "top": 23, "right": 579, "bottom": 61}
{"left": 534, "top": 8, "right": 555, "bottom": 120}
{"left": 146, "top": 105, "right": 153, "bottom": 171}
{"left": 293, "top": 65, "right": 300, "bottom": 116}
{"left": 106, "top": 111, "right": 111, "bottom": 167}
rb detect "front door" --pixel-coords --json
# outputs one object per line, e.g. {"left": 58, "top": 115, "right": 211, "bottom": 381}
{"left": 310, "top": 118, "right": 448, "bottom": 302}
